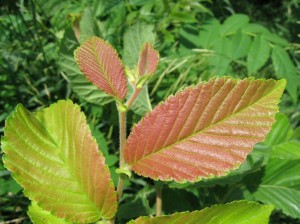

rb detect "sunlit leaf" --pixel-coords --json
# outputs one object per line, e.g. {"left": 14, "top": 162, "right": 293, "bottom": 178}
{"left": 138, "top": 43, "right": 159, "bottom": 77}
{"left": 75, "top": 36, "right": 127, "bottom": 100}
{"left": 28, "top": 202, "right": 70, "bottom": 224}
{"left": 128, "top": 201, "right": 274, "bottom": 224}
{"left": 2, "top": 100, "right": 117, "bottom": 222}
{"left": 59, "top": 28, "right": 112, "bottom": 105}
{"left": 125, "top": 78, "right": 285, "bottom": 182}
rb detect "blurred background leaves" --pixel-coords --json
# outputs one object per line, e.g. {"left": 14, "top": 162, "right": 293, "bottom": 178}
{"left": 0, "top": 0, "right": 299, "bottom": 223}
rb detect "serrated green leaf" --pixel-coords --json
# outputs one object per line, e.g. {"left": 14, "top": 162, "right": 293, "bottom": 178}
{"left": 123, "top": 22, "right": 156, "bottom": 69}
{"left": 128, "top": 201, "right": 274, "bottom": 224}
{"left": 59, "top": 28, "right": 113, "bottom": 105}
{"left": 221, "top": 14, "right": 250, "bottom": 36}
{"left": 28, "top": 202, "right": 70, "bottom": 224}
{"left": 271, "top": 46, "right": 299, "bottom": 103}
{"left": 2, "top": 100, "right": 117, "bottom": 222}
{"left": 125, "top": 78, "right": 285, "bottom": 182}
{"left": 247, "top": 35, "right": 271, "bottom": 74}
{"left": 246, "top": 158, "right": 300, "bottom": 218}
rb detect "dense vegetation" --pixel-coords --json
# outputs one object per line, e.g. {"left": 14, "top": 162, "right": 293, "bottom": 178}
{"left": 1, "top": 0, "right": 299, "bottom": 223}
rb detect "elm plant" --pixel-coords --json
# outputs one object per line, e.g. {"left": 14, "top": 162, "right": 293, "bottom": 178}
{"left": 1, "top": 36, "right": 286, "bottom": 223}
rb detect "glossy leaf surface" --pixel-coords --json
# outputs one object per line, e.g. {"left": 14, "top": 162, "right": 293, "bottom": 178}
{"left": 128, "top": 201, "right": 274, "bottom": 224}
{"left": 2, "top": 100, "right": 117, "bottom": 222}
{"left": 138, "top": 43, "right": 159, "bottom": 77}
{"left": 75, "top": 36, "right": 127, "bottom": 99}
{"left": 125, "top": 78, "right": 285, "bottom": 182}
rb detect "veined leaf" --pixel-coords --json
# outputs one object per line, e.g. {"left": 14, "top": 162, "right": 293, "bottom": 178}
{"left": 128, "top": 201, "right": 274, "bottom": 224}
{"left": 125, "top": 78, "right": 285, "bottom": 182}
{"left": 198, "top": 19, "right": 221, "bottom": 49}
{"left": 138, "top": 43, "right": 159, "bottom": 77}
{"left": 28, "top": 202, "right": 70, "bottom": 224}
{"left": 271, "top": 141, "right": 300, "bottom": 160}
{"left": 75, "top": 36, "right": 127, "bottom": 100}
{"left": 271, "top": 46, "right": 298, "bottom": 103}
{"left": 2, "top": 100, "right": 117, "bottom": 222}
{"left": 246, "top": 158, "right": 300, "bottom": 218}
{"left": 247, "top": 35, "right": 271, "bottom": 74}
{"left": 59, "top": 28, "right": 112, "bottom": 105}
{"left": 230, "top": 30, "right": 251, "bottom": 60}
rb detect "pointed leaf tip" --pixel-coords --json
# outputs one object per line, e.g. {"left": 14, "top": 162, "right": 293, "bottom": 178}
{"left": 3, "top": 100, "right": 117, "bottom": 222}
{"left": 125, "top": 78, "right": 285, "bottom": 182}
{"left": 138, "top": 43, "right": 159, "bottom": 77}
{"left": 74, "top": 36, "right": 127, "bottom": 99}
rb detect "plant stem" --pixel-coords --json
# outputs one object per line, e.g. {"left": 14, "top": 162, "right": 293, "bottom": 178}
{"left": 156, "top": 183, "right": 163, "bottom": 216}
{"left": 116, "top": 110, "right": 126, "bottom": 202}
{"left": 126, "top": 87, "right": 141, "bottom": 108}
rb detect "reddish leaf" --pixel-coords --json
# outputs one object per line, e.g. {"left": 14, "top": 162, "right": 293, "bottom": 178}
{"left": 138, "top": 43, "right": 159, "bottom": 77}
{"left": 125, "top": 78, "right": 286, "bottom": 182}
{"left": 74, "top": 36, "right": 127, "bottom": 99}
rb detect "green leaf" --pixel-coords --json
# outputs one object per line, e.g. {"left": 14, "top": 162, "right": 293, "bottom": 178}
{"left": 2, "top": 100, "right": 117, "bottom": 222}
{"left": 123, "top": 22, "right": 156, "bottom": 69}
{"left": 59, "top": 28, "right": 112, "bottom": 105}
{"left": 74, "top": 36, "right": 127, "bottom": 100}
{"left": 271, "top": 46, "right": 299, "bottom": 103}
{"left": 242, "top": 23, "right": 269, "bottom": 34}
{"left": 221, "top": 14, "right": 250, "bottom": 36}
{"left": 208, "top": 36, "right": 231, "bottom": 76}
{"left": 28, "top": 202, "right": 70, "bottom": 224}
{"left": 271, "top": 141, "right": 300, "bottom": 160}
{"left": 128, "top": 83, "right": 152, "bottom": 116}
{"left": 125, "top": 78, "right": 285, "bottom": 182}
{"left": 246, "top": 158, "right": 300, "bottom": 218}
{"left": 264, "top": 113, "right": 292, "bottom": 146}
{"left": 262, "top": 32, "right": 289, "bottom": 47}
{"left": 199, "top": 19, "right": 221, "bottom": 49}
{"left": 247, "top": 35, "right": 271, "bottom": 74}
{"left": 79, "top": 7, "right": 100, "bottom": 43}
{"left": 128, "top": 201, "right": 274, "bottom": 224}
{"left": 230, "top": 30, "right": 251, "bottom": 60}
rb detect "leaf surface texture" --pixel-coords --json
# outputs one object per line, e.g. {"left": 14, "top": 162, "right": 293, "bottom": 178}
{"left": 2, "top": 100, "right": 117, "bottom": 222}
{"left": 125, "top": 78, "right": 285, "bottom": 182}
{"left": 75, "top": 36, "right": 127, "bottom": 99}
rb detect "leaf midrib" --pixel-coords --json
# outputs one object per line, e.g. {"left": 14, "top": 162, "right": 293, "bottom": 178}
{"left": 132, "top": 80, "right": 283, "bottom": 166}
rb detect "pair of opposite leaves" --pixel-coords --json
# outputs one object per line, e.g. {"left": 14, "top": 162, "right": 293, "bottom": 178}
{"left": 2, "top": 36, "right": 285, "bottom": 223}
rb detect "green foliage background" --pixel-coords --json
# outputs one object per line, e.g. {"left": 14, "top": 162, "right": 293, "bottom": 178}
{"left": 0, "top": 0, "right": 299, "bottom": 223}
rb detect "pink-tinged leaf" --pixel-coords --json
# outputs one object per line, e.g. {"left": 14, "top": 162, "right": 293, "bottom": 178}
{"left": 138, "top": 43, "right": 159, "bottom": 77}
{"left": 74, "top": 36, "right": 127, "bottom": 99}
{"left": 2, "top": 100, "right": 117, "bottom": 222}
{"left": 125, "top": 78, "right": 286, "bottom": 182}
